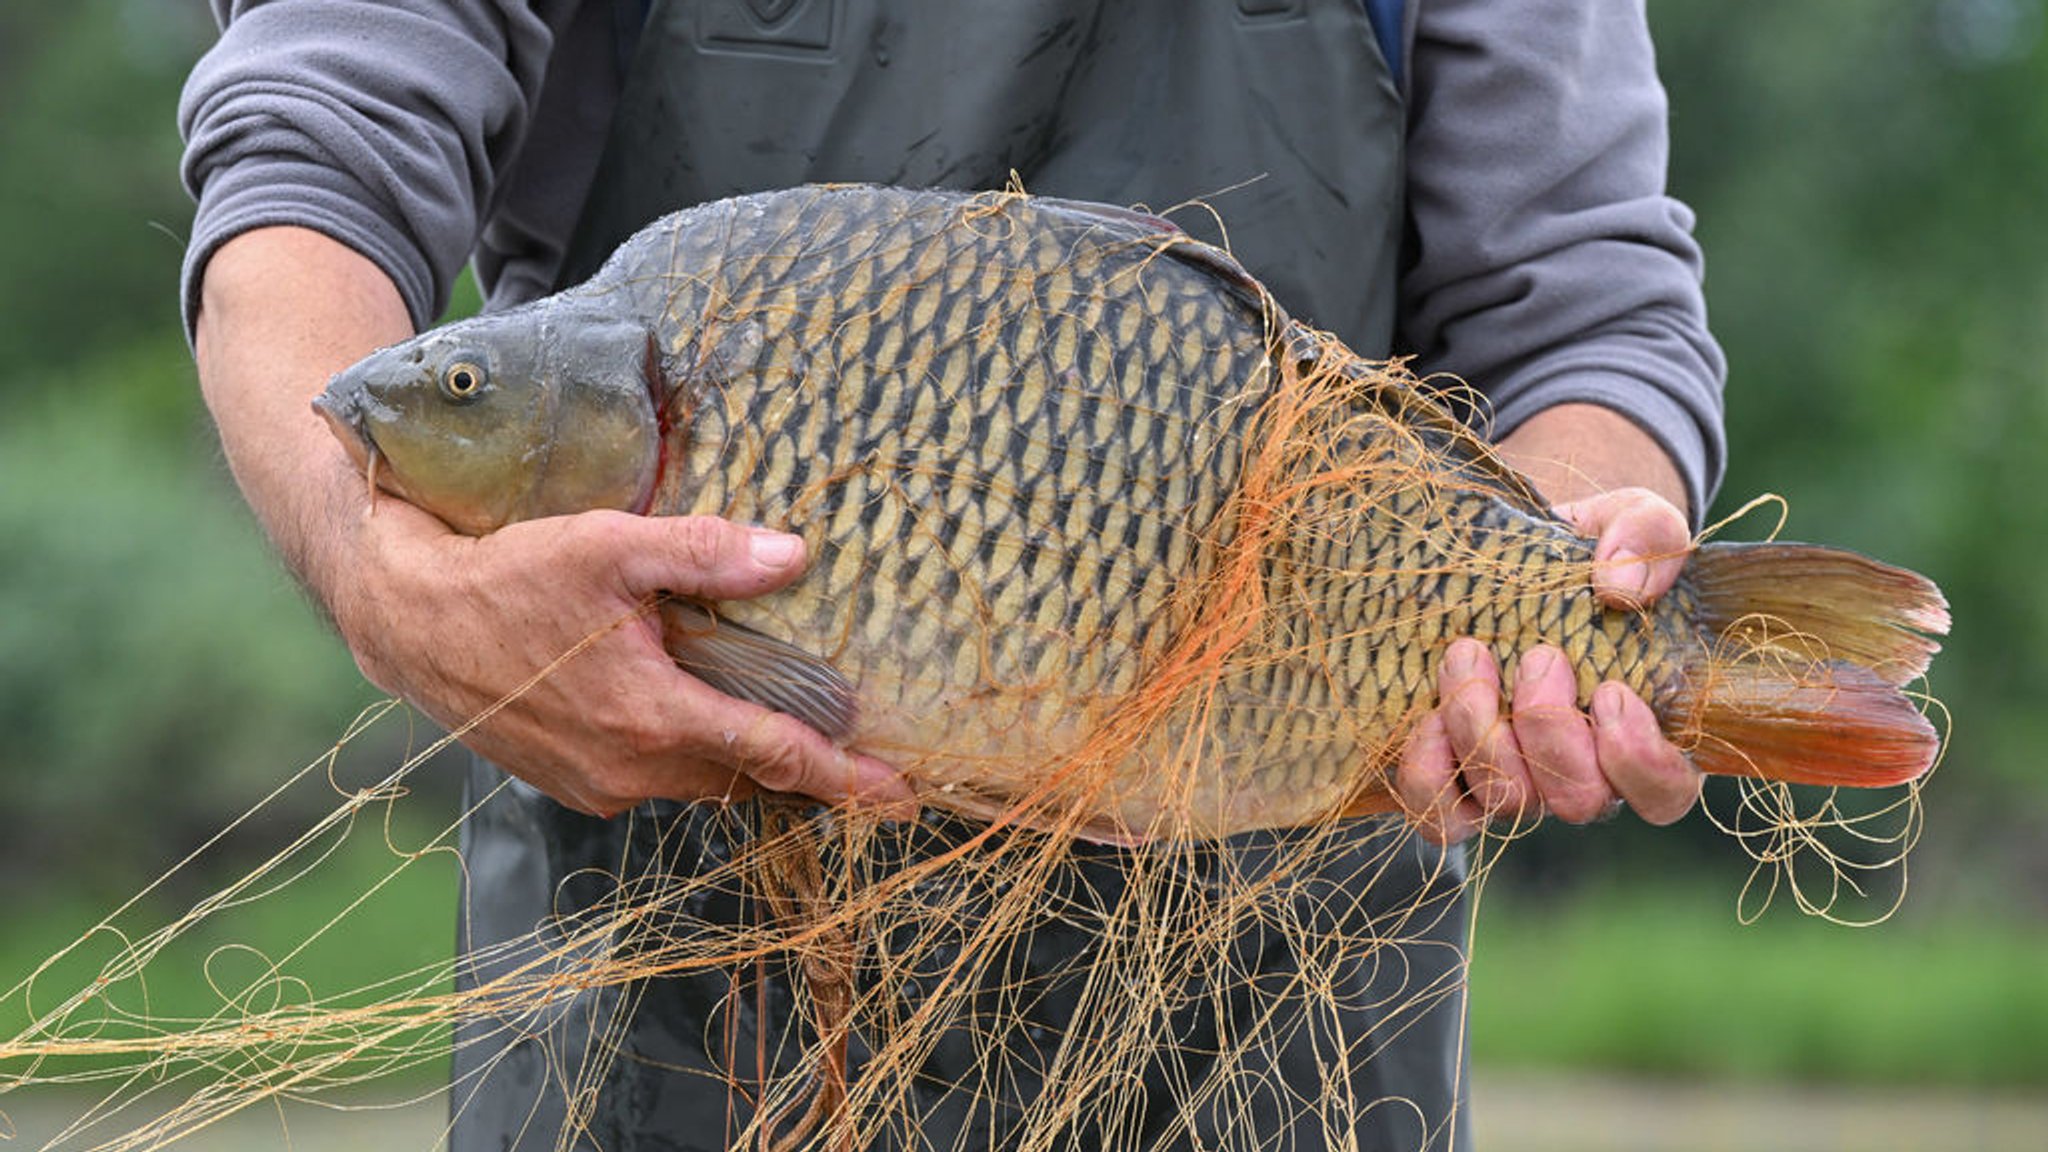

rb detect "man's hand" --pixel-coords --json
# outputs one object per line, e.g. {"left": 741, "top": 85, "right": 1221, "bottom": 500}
{"left": 1393, "top": 406, "right": 1704, "bottom": 844}
{"left": 335, "top": 498, "right": 913, "bottom": 818}
{"left": 195, "top": 227, "right": 914, "bottom": 818}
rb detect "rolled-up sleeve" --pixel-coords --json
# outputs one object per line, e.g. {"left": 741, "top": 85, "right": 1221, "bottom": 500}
{"left": 1400, "top": 0, "right": 1727, "bottom": 517}
{"left": 179, "top": 0, "right": 556, "bottom": 333}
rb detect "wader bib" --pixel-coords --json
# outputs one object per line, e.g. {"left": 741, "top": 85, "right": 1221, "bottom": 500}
{"left": 452, "top": 3, "right": 1471, "bottom": 1149}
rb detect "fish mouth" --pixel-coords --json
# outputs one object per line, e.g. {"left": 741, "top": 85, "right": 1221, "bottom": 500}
{"left": 312, "top": 389, "right": 408, "bottom": 508}
{"left": 312, "top": 390, "right": 372, "bottom": 470}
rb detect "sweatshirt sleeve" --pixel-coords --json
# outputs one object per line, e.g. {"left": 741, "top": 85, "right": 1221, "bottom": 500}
{"left": 1399, "top": 0, "right": 1727, "bottom": 518}
{"left": 178, "top": 0, "right": 560, "bottom": 334}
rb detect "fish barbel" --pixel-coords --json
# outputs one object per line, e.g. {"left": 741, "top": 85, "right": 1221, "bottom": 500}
{"left": 315, "top": 185, "right": 1948, "bottom": 842}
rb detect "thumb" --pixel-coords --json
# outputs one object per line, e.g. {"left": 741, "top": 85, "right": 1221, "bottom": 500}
{"left": 585, "top": 511, "right": 811, "bottom": 601}
{"left": 1553, "top": 488, "right": 1691, "bottom": 610}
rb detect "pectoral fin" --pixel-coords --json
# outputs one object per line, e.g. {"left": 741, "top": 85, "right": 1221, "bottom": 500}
{"left": 658, "top": 600, "right": 859, "bottom": 741}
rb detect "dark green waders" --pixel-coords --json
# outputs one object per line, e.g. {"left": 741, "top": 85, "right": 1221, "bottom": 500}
{"left": 450, "top": 3, "right": 1471, "bottom": 1148}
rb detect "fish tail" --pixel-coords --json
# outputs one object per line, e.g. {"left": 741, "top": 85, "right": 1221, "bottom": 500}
{"left": 1668, "top": 542, "right": 1950, "bottom": 788}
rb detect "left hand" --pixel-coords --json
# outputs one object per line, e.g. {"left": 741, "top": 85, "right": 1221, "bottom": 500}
{"left": 1393, "top": 485, "right": 1704, "bottom": 845}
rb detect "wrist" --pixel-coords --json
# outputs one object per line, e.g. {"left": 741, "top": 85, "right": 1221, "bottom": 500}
{"left": 192, "top": 225, "right": 416, "bottom": 627}
{"left": 1495, "top": 402, "right": 1689, "bottom": 520}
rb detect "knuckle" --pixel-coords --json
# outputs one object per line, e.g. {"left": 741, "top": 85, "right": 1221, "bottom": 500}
{"left": 1634, "top": 797, "right": 1691, "bottom": 827}
{"left": 1619, "top": 497, "right": 1689, "bottom": 549}
{"left": 558, "top": 509, "right": 630, "bottom": 562}
{"left": 1461, "top": 760, "right": 1513, "bottom": 813}
{"left": 669, "top": 516, "right": 736, "bottom": 573}
{"left": 1512, "top": 702, "right": 1596, "bottom": 775}
{"left": 1609, "top": 721, "right": 1672, "bottom": 774}
{"left": 1541, "top": 776, "right": 1612, "bottom": 824}
{"left": 1474, "top": 720, "right": 1523, "bottom": 774}
{"left": 1633, "top": 756, "right": 1703, "bottom": 825}
{"left": 1439, "top": 704, "right": 1478, "bottom": 757}
{"left": 1395, "top": 716, "right": 1458, "bottom": 811}
{"left": 1464, "top": 739, "right": 1539, "bottom": 822}
{"left": 1394, "top": 762, "right": 1446, "bottom": 814}
{"left": 350, "top": 649, "right": 400, "bottom": 695}
{"left": 577, "top": 761, "right": 643, "bottom": 813}
{"left": 1442, "top": 689, "right": 1500, "bottom": 757}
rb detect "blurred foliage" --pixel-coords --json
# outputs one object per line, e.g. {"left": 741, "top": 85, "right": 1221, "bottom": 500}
{"left": 0, "top": 1, "right": 210, "bottom": 380}
{"left": 1505, "top": 0, "right": 2048, "bottom": 903}
{"left": 0, "top": 0, "right": 2044, "bottom": 1087}
{"left": 1663, "top": 0, "right": 2048, "bottom": 794}
{"left": 0, "top": 337, "right": 439, "bottom": 893}
{"left": 1654, "top": 0, "right": 2045, "bottom": 904}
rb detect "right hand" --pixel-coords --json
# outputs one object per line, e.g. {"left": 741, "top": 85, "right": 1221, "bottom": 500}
{"left": 194, "top": 226, "right": 914, "bottom": 819}
{"left": 1394, "top": 485, "right": 1700, "bottom": 845}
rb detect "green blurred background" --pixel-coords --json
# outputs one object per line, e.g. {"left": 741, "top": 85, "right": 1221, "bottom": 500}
{"left": 1, "top": 0, "right": 2044, "bottom": 1146}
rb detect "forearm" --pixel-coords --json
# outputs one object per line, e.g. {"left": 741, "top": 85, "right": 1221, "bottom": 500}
{"left": 1493, "top": 401, "right": 1690, "bottom": 522}
{"left": 1402, "top": 0, "right": 1726, "bottom": 517}
{"left": 192, "top": 226, "right": 414, "bottom": 616}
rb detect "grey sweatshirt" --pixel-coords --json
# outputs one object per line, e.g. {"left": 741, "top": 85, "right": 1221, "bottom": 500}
{"left": 180, "top": 0, "right": 1726, "bottom": 513}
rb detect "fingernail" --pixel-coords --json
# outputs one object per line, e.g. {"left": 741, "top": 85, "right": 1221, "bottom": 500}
{"left": 1517, "top": 647, "right": 1556, "bottom": 686}
{"left": 748, "top": 528, "right": 802, "bottom": 568}
{"left": 1606, "top": 550, "right": 1649, "bottom": 603}
{"left": 1593, "top": 683, "right": 1625, "bottom": 727}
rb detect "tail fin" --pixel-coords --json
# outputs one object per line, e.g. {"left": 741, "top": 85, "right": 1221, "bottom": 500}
{"left": 1670, "top": 542, "right": 1950, "bottom": 788}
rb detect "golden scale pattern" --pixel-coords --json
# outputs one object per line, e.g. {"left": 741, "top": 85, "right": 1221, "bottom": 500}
{"left": 601, "top": 186, "right": 1700, "bottom": 824}
{"left": 620, "top": 193, "right": 1263, "bottom": 750}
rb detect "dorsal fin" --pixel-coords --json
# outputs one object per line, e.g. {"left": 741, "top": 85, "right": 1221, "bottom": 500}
{"left": 1278, "top": 321, "right": 1554, "bottom": 518}
{"left": 1027, "top": 195, "right": 1273, "bottom": 318}
{"left": 1028, "top": 194, "right": 1185, "bottom": 238}
{"left": 1404, "top": 399, "right": 1554, "bottom": 518}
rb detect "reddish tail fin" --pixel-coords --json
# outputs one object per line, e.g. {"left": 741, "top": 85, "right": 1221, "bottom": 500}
{"left": 1690, "top": 542, "right": 1949, "bottom": 684}
{"left": 1670, "top": 542, "right": 1949, "bottom": 788}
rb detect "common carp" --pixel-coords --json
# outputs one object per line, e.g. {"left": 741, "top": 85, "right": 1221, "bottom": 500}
{"left": 315, "top": 185, "right": 1948, "bottom": 842}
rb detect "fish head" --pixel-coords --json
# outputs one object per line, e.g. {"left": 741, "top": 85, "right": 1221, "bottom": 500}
{"left": 314, "top": 299, "right": 662, "bottom": 535}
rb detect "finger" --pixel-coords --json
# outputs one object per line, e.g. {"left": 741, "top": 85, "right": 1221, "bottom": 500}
{"left": 1396, "top": 710, "right": 1487, "bottom": 846}
{"left": 1508, "top": 646, "right": 1614, "bottom": 824}
{"left": 1438, "top": 639, "right": 1537, "bottom": 825}
{"left": 579, "top": 512, "right": 812, "bottom": 601}
{"left": 669, "top": 690, "right": 919, "bottom": 816}
{"left": 1553, "top": 488, "right": 1691, "bottom": 609}
{"left": 499, "top": 666, "right": 759, "bottom": 817}
{"left": 1591, "top": 682, "right": 1701, "bottom": 825}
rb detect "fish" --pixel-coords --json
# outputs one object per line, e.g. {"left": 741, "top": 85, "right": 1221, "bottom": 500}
{"left": 314, "top": 184, "right": 1949, "bottom": 843}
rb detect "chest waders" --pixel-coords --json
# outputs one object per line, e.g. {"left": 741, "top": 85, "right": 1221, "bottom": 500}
{"left": 450, "top": 3, "right": 1471, "bottom": 1149}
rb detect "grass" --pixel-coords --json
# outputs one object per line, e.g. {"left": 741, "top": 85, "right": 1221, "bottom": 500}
{"left": 1, "top": 802, "right": 459, "bottom": 1089}
{"left": 1469, "top": 877, "right": 2048, "bottom": 1088}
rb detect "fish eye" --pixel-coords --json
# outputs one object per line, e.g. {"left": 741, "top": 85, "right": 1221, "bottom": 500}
{"left": 441, "top": 361, "right": 488, "bottom": 401}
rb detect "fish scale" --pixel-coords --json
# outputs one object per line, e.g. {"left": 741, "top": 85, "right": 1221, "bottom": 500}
{"left": 321, "top": 184, "right": 1947, "bottom": 840}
